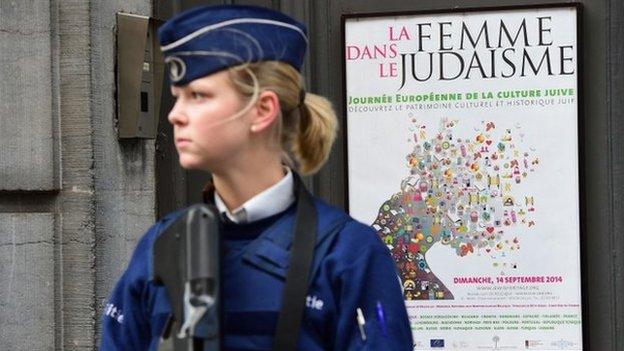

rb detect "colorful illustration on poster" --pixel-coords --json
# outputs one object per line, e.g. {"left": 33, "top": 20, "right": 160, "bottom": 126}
{"left": 372, "top": 117, "right": 539, "bottom": 300}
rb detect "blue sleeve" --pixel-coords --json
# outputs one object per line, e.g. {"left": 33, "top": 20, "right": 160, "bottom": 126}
{"left": 331, "top": 221, "right": 413, "bottom": 351}
{"left": 99, "top": 222, "right": 162, "bottom": 351}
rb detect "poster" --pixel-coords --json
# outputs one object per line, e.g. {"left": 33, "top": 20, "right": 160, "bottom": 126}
{"left": 344, "top": 5, "right": 583, "bottom": 350}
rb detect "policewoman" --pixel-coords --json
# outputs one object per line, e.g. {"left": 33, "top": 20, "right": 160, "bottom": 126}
{"left": 100, "top": 5, "right": 413, "bottom": 351}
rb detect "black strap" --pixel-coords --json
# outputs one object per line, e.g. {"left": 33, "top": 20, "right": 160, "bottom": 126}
{"left": 272, "top": 173, "right": 318, "bottom": 351}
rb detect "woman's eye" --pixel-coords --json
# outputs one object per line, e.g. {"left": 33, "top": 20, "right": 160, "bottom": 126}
{"left": 191, "top": 92, "right": 207, "bottom": 100}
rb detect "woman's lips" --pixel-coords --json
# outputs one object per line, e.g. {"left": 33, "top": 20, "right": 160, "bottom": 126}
{"left": 175, "top": 138, "right": 191, "bottom": 147}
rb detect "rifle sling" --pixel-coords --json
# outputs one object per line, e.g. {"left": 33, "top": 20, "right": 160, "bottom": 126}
{"left": 272, "top": 174, "right": 318, "bottom": 351}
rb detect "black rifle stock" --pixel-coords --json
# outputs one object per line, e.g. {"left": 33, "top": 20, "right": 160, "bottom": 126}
{"left": 153, "top": 204, "right": 221, "bottom": 351}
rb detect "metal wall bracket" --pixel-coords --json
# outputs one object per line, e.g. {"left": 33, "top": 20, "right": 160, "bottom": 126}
{"left": 116, "top": 13, "right": 164, "bottom": 139}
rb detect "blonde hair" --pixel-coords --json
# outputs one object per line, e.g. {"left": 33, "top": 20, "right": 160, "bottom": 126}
{"left": 227, "top": 61, "right": 337, "bottom": 175}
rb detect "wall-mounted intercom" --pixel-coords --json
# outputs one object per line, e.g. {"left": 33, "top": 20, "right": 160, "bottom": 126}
{"left": 116, "top": 13, "right": 164, "bottom": 139}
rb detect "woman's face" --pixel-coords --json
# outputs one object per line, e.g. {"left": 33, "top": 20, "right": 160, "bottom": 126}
{"left": 168, "top": 70, "right": 250, "bottom": 171}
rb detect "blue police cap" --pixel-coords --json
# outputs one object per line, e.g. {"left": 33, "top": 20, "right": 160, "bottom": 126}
{"left": 158, "top": 5, "right": 308, "bottom": 85}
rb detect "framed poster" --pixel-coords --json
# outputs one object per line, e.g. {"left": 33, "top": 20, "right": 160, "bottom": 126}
{"left": 343, "top": 4, "right": 583, "bottom": 350}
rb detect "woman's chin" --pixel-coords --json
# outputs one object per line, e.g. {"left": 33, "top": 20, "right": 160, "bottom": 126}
{"left": 177, "top": 155, "right": 205, "bottom": 170}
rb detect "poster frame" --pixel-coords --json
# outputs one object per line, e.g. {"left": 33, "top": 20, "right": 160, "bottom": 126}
{"left": 340, "top": 3, "right": 587, "bottom": 348}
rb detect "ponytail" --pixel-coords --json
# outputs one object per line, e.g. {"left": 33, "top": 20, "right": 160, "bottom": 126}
{"left": 293, "top": 93, "right": 337, "bottom": 175}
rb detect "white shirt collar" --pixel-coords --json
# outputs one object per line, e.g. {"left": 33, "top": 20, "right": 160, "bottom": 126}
{"left": 214, "top": 168, "right": 295, "bottom": 224}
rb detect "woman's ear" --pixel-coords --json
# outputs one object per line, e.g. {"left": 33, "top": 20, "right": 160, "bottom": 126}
{"left": 250, "top": 90, "right": 280, "bottom": 133}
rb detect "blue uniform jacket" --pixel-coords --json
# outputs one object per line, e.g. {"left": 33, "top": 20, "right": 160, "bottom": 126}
{"left": 100, "top": 199, "right": 413, "bottom": 350}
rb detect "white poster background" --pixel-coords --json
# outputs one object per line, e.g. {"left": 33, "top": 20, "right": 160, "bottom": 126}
{"left": 345, "top": 7, "right": 582, "bottom": 350}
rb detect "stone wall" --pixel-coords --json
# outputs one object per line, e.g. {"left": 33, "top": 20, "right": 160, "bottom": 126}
{"left": 0, "top": 1, "right": 154, "bottom": 349}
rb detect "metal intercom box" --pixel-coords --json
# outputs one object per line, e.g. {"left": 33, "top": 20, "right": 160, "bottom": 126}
{"left": 116, "top": 13, "right": 164, "bottom": 139}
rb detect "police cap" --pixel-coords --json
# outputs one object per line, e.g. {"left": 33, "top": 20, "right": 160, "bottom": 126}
{"left": 158, "top": 5, "right": 308, "bottom": 85}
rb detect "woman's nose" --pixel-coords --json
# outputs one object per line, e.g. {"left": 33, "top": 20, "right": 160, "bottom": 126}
{"left": 167, "top": 99, "right": 188, "bottom": 126}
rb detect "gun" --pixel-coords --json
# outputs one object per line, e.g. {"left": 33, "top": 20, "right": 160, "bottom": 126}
{"left": 152, "top": 204, "right": 221, "bottom": 351}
